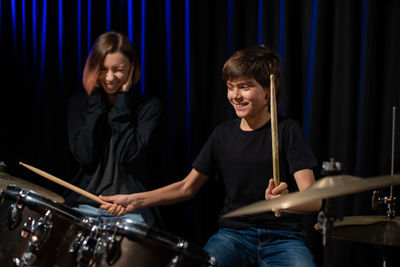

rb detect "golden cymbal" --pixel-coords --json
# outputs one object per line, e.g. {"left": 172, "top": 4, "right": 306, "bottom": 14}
{"left": 223, "top": 174, "right": 400, "bottom": 218}
{"left": 314, "top": 215, "right": 400, "bottom": 246}
{"left": 0, "top": 171, "right": 64, "bottom": 203}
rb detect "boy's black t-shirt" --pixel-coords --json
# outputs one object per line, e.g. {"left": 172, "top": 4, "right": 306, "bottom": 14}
{"left": 192, "top": 116, "right": 317, "bottom": 231}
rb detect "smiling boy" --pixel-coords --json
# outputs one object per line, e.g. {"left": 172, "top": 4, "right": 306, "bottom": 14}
{"left": 100, "top": 45, "right": 321, "bottom": 267}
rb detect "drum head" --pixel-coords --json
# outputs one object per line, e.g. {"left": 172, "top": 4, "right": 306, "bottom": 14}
{"left": 0, "top": 171, "right": 64, "bottom": 203}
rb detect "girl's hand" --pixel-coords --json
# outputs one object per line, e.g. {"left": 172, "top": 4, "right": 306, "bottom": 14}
{"left": 120, "top": 64, "right": 135, "bottom": 92}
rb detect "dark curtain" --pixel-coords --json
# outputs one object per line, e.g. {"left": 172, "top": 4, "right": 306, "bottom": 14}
{"left": 1, "top": 1, "right": 400, "bottom": 266}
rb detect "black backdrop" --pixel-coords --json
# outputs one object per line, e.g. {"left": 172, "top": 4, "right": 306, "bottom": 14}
{"left": 1, "top": 1, "right": 400, "bottom": 266}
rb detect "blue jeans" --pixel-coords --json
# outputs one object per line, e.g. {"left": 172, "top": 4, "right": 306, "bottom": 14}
{"left": 204, "top": 227, "right": 315, "bottom": 267}
{"left": 73, "top": 204, "right": 145, "bottom": 223}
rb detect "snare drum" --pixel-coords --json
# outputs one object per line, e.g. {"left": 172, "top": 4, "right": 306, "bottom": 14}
{"left": 97, "top": 218, "right": 217, "bottom": 267}
{"left": 0, "top": 185, "right": 93, "bottom": 267}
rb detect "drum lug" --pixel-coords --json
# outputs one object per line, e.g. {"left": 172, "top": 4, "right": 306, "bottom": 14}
{"left": 104, "top": 223, "right": 122, "bottom": 265}
{"left": 103, "top": 222, "right": 122, "bottom": 265}
{"left": 208, "top": 256, "right": 218, "bottom": 266}
{"left": 69, "top": 218, "right": 96, "bottom": 253}
{"left": 168, "top": 255, "right": 180, "bottom": 267}
{"left": 21, "top": 209, "right": 53, "bottom": 250}
{"left": 77, "top": 225, "right": 104, "bottom": 266}
{"left": 166, "top": 240, "right": 189, "bottom": 267}
{"left": 13, "top": 252, "right": 38, "bottom": 267}
{"left": 69, "top": 231, "right": 85, "bottom": 253}
{"left": 8, "top": 202, "right": 23, "bottom": 230}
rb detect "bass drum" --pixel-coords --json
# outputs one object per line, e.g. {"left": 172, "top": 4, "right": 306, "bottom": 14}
{"left": 0, "top": 185, "right": 93, "bottom": 267}
{"left": 98, "top": 218, "right": 217, "bottom": 267}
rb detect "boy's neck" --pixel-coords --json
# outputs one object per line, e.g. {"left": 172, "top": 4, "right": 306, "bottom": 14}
{"left": 240, "top": 112, "right": 271, "bottom": 131}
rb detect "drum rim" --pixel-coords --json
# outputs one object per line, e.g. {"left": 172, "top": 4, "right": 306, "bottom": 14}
{"left": 1, "top": 184, "right": 92, "bottom": 226}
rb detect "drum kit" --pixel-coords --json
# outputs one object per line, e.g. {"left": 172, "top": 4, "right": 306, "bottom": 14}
{"left": 2, "top": 166, "right": 399, "bottom": 267}
{"left": 0, "top": 167, "right": 217, "bottom": 267}
{"left": 223, "top": 171, "right": 400, "bottom": 267}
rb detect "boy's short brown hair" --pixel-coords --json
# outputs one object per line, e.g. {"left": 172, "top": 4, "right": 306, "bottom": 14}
{"left": 222, "top": 45, "right": 282, "bottom": 109}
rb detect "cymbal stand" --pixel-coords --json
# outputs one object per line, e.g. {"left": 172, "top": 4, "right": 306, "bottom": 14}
{"left": 319, "top": 158, "right": 342, "bottom": 267}
{"left": 372, "top": 107, "right": 397, "bottom": 218}
{"left": 371, "top": 106, "right": 398, "bottom": 267}
{"left": 318, "top": 198, "right": 340, "bottom": 267}
{"left": 386, "top": 106, "right": 397, "bottom": 218}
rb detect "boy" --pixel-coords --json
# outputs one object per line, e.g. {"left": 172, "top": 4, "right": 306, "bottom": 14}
{"left": 100, "top": 45, "right": 322, "bottom": 267}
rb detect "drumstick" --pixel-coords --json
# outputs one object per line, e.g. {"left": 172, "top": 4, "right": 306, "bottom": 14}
{"left": 270, "top": 74, "right": 281, "bottom": 217}
{"left": 19, "top": 162, "right": 108, "bottom": 205}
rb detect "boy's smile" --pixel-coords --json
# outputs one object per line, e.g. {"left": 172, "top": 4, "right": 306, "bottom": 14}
{"left": 227, "top": 78, "right": 270, "bottom": 130}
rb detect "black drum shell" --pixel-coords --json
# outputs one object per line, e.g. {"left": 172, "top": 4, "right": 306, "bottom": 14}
{"left": 0, "top": 185, "right": 92, "bottom": 267}
{"left": 98, "top": 219, "right": 217, "bottom": 267}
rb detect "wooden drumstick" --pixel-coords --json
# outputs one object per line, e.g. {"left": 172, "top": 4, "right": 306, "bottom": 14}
{"left": 19, "top": 162, "right": 108, "bottom": 205}
{"left": 270, "top": 74, "right": 281, "bottom": 217}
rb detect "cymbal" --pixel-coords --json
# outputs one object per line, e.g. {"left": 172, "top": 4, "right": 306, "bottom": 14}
{"left": 315, "top": 215, "right": 400, "bottom": 246}
{"left": 0, "top": 171, "right": 64, "bottom": 203}
{"left": 223, "top": 174, "right": 400, "bottom": 218}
